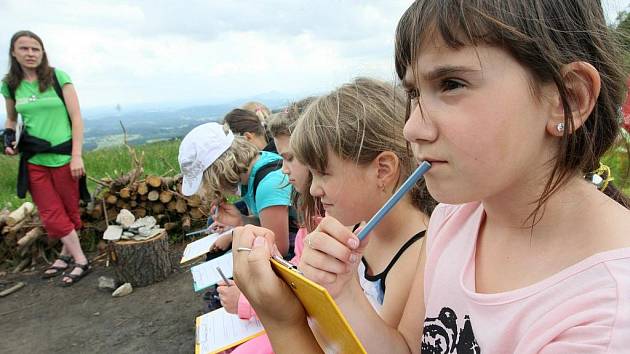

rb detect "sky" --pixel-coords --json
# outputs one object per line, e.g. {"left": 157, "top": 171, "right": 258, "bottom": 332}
{"left": 0, "top": 0, "right": 628, "bottom": 111}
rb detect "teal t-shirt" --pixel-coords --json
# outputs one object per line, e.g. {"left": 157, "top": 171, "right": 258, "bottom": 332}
{"left": 242, "top": 151, "right": 292, "bottom": 216}
{"left": 1, "top": 69, "right": 72, "bottom": 167}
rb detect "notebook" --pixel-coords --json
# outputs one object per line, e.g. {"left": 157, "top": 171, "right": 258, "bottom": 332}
{"left": 181, "top": 228, "right": 233, "bottom": 264}
{"left": 270, "top": 257, "right": 367, "bottom": 354}
{"left": 195, "top": 307, "right": 265, "bottom": 354}
{"left": 190, "top": 252, "right": 233, "bottom": 292}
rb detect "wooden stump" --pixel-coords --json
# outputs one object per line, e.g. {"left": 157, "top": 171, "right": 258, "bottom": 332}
{"left": 112, "top": 231, "right": 172, "bottom": 287}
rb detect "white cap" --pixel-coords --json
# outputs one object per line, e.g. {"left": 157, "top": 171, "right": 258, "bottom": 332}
{"left": 178, "top": 122, "right": 234, "bottom": 196}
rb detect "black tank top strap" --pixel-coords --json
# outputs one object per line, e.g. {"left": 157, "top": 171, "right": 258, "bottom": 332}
{"left": 362, "top": 230, "right": 426, "bottom": 295}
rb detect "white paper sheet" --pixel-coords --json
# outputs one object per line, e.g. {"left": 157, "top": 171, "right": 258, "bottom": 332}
{"left": 196, "top": 307, "right": 265, "bottom": 354}
{"left": 190, "top": 252, "right": 233, "bottom": 292}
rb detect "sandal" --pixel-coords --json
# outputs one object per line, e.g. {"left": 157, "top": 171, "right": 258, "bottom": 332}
{"left": 60, "top": 262, "right": 92, "bottom": 287}
{"left": 42, "top": 255, "right": 73, "bottom": 279}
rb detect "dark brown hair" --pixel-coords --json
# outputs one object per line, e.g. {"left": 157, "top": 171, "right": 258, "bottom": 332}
{"left": 223, "top": 108, "right": 270, "bottom": 142}
{"left": 3, "top": 31, "right": 54, "bottom": 95}
{"left": 395, "top": 0, "right": 630, "bottom": 214}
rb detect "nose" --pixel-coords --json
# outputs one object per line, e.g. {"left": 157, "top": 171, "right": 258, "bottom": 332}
{"left": 403, "top": 100, "right": 438, "bottom": 144}
{"left": 281, "top": 160, "right": 290, "bottom": 175}
{"left": 309, "top": 175, "right": 324, "bottom": 198}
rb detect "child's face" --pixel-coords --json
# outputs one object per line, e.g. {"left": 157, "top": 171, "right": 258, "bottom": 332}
{"left": 309, "top": 152, "right": 379, "bottom": 225}
{"left": 275, "top": 135, "right": 310, "bottom": 194}
{"left": 402, "top": 40, "right": 558, "bottom": 204}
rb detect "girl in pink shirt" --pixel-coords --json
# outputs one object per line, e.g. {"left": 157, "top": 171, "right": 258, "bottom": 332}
{"left": 230, "top": 0, "right": 630, "bottom": 353}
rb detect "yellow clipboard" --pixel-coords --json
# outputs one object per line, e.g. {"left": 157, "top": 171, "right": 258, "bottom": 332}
{"left": 270, "top": 257, "right": 367, "bottom": 354}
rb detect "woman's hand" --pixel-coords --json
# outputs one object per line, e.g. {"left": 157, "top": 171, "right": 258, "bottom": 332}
{"left": 298, "top": 216, "right": 366, "bottom": 300}
{"left": 4, "top": 146, "right": 17, "bottom": 155}
{"left": 70, "top": 155, "right": 85, "bottom": 180}
{"left": 213, "top": 202, "right": 244, "bottom": 227}
{"left": 217, "top": 280, "right": 240, "bottom": 314}
{"left": 232, "top": 225, "right": 305, "bottom": 325}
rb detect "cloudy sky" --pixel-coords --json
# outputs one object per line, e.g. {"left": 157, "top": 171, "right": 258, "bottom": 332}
{"left": 0, "top": 0, "right": 628, "bottom": 111}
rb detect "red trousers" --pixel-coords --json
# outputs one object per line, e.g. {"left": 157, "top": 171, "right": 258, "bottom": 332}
{"left": 27, "top": 163, "right": 81, "bottom": 239}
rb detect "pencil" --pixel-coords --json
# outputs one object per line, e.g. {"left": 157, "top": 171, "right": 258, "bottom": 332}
{"left": 356, "top": 161, "right": 431, "bottom": 240}
{"left": 216, "top": 266, "right": 231, "bottom": 286}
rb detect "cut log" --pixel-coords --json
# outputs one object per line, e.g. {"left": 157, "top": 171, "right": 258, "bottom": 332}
{"left": 90, "top": 203, "right": 103, "bottom": 219}
{"left": 7, "top": 202, "right": 35, "bottom": 226}
{"left": 181, "top": 216, "right": 191, "bottom": 232}
{"left": 137, "top": 182, "right": 149, "bottom": 195}
{"left": 159, "top": 190, "right": 173, "bottom": 204}
{"left": 119, "top": 187, "right": 133, "bottom": 199}
{"left": 164, "top": 222, "right": 178, "bottom": 232}
{"left": 146, "top": 175, "right": 162, "bottom": 188}
{"left": 129, "top": 200, "right": 138, "bottom": 208}
{"left": 189, "top": 207, "right": 205, "bottom": 220}
{"left": 167, "top": 201, "right": 177, "bottom": 211}
{"left": 175, "top": 199, "right": 187, "bottom": 214}
{"left": 151, "top": 203, "right": 165, "bottom": 214}
{"left": 133, "top": 208, "right": 147, "bottom": 218}
{"left": 17, "top": 227, "right": 44, "bottom": 248}
{"left": 147, "top": 190, "right": 160, "bottom": 202}
{"left": 106, "top": 194, "right": 118, "bottom": 205}
{"left": 112, "top": 230, "right": 172, "bottom": 287}
{"left": 187, "top": 195, "right": 202, "bottom": 208}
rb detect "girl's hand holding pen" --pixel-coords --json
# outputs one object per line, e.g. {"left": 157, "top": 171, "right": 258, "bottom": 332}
{"left": 211, "top": 202, "right": 244, "bottom": 228}
{"left": 217, "top": 279, "right": 240, "bottom": 314}
{"left": 299, "top": 216, "right": 367, "bottom": 299}
{"left": 232, "top": 225, "right": 306, "bottom": 325}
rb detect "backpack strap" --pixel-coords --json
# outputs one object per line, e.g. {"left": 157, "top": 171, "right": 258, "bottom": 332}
{"left": 51, "top": 68, "right": 66, "bottom": 107}
{"left": 252, "top": 160, "right": 283, "bottom": 203}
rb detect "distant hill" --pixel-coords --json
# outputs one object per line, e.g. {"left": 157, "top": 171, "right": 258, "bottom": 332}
{"left": 83, "top": 98, "right": 291, "bottom": 150}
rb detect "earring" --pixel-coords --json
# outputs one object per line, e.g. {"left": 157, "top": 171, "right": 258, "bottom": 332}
{"left": 378, "top": 183, "right": 385, "bottom": 192}
{"left": 556, "top": 122, "right": 565, "bottom": 132}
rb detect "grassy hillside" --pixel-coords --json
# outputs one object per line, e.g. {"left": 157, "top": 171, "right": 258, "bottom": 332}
{"left": 0, "top": 139, "right": 181, "bottom": 208}
{"left": 0, "top": 137, "right": 628, "bottom": 209}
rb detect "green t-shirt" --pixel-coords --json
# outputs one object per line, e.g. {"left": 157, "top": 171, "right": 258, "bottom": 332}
{"left": 1, "top": 69, "right": 73, "bottom": 167}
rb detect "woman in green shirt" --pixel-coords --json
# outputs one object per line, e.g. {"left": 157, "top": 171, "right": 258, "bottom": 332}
{"left": 2, "top": 31, "right": 90, "bottom": 286}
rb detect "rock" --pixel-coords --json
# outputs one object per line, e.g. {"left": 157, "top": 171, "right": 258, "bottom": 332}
{"left": 112, "top": 283, "right": 133, "bottom": 297}
{"left": 129, "top": 216, "right": 156, "bottom": 230}
{"left": 115, "top": 209, "right": 135, "bottom": 228}
{"left": 103, "top": 225, "right": 123, "bottom": 241}
{"left": 122, "top": 231, "right": 135, "bottom": 237}
{"left": 133, "top": 227, "right": 164, "bottom": 241}
{"left": 98, "top": 276, "right": 117, "bottom": 291}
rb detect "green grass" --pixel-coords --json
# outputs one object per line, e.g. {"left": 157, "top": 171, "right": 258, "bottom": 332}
{"left": 0, "top": 139, "right": 181, "bottom": 208}
{"left": 0, "top": 136, "right": 628, "bottom": 208}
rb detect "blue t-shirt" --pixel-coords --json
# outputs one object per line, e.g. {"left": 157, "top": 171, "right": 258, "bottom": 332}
{"left": 242, "top": 151, "right": 292, "bottom": 216}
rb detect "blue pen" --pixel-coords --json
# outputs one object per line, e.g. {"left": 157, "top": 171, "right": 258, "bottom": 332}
{"left": 356, "top": 161, "right": 431, "bottom": 240}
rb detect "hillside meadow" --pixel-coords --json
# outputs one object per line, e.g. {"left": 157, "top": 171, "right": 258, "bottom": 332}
{"left": 0, "top": 137, "right": 628, "bottom": 209}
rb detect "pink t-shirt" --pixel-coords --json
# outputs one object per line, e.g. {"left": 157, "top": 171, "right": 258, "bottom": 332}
{"left": 423, "top": 202, "right": 630, "bottom": 353}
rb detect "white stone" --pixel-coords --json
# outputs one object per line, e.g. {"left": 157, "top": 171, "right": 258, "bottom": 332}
{"left": 112, "top": 283, "right": 133, "bottom": 297}
{"left": 115, "top": 209, "right": 135, "bottom": 228}
{"left": 129, "top": 216, "right": 156, "bottom": 230}
{"left": 103, "top": 225, "right": 123, "bottom": 241}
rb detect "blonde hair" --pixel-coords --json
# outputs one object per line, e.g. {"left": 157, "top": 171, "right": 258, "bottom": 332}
{"left": 292, "top": 77, "right": 435, "bottom": 215}
{"left": 241, "top": 101, "right": 271, "bottom": 123}
{"left": 201, "top": 137, "right": 259, "bottom": 203}
{"left": 267, "top": 97, "right": 316, "bottom": 138}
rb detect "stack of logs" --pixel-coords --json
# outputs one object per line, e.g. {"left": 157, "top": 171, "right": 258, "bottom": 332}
{"left": 0, "top": 202, "right": 51, "bottom": 272}
{"left": 83, "top": 173, "right": 210, "bottom": 235}
{"left": 0, "top": 174, "right": 210, "bottom": 271}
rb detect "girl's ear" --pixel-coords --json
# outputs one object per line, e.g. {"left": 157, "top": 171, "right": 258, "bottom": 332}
{"left": 374, "top": 151, "right": 399, "bottom": 190}
{"left": 547, "top": 61, "right": 601, "bottom": 137}
{"left": 243, "top": 132, "right": 254, "bottom": 141}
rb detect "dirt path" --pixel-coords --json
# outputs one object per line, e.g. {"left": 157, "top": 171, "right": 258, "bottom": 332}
{"left": 0, "top": 250, "right": 207, "bottom": 354}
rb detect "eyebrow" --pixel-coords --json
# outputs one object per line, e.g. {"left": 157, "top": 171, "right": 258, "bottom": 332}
{"left": 403, "top": 65, "right": 481, "bottom": 88}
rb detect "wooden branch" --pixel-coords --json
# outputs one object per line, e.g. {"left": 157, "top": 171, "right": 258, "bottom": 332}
{"left": 7, "top": 202, "right": 35, "bottom": 226}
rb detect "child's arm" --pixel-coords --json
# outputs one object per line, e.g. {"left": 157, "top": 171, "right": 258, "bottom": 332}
{"left": 258, "top": 205, "right": 290, "bottom": 256}
{"left": 300, "top": 216, "right": 421, "bottom": 353}
{"left": 378, "top": 240, "right": 424, "bottom": 328}
{"left": 232, "top": 225, "right": 322, "bottom": 354}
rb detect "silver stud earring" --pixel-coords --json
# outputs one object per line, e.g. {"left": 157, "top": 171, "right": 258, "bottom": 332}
{"left": 556, "top": 122, "right": 565, "bottom": 132}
